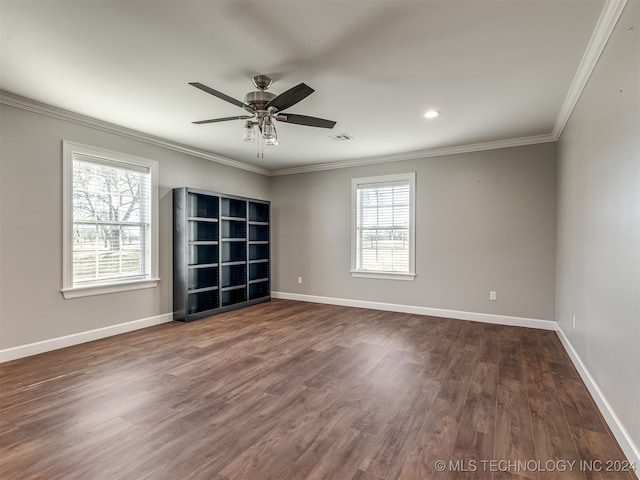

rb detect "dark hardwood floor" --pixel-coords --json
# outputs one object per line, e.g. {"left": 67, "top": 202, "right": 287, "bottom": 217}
{"left": 0, "top": 299, "right": 636, "bottom": 480}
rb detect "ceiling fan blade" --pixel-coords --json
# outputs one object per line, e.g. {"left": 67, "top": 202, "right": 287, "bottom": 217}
{"left": 277, "top": 113, "right": 336, "bottom": 129}
{"left": 266, "top": 83, "right": 314, "bottom": 112}
{"left": 192, "top": 115, "right": 253, "bottom": 125}
{"left": 189, "top": 82, "right": 247, "bottom": 109}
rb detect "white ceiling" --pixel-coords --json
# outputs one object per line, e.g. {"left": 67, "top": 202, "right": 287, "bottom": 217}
{"left": 1, "top": 0, "right": 607, "bottom": 173}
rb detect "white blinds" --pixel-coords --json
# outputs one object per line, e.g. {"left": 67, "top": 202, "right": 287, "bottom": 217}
{"left": 71, "top": 157, "right": 151, "bottom": 285}
{"left": 356, "top": 180, "right": 410, "bottom": 272}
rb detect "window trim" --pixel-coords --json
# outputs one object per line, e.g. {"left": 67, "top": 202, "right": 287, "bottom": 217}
{"left": 62, "top": 141, "right": 160, "bottom": 299}
{"left": 350, "top": 172, "right": 416, "bottom": 281}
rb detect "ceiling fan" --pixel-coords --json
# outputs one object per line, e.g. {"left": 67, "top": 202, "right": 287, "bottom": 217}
{"left": 190, "top": 75, "right": 337, "bottom": 145}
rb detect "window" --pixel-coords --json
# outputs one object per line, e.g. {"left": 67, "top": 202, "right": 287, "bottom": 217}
{"left": 62, "top": 141, "right": 159, "bottom": 298}
{"left": 351, "top": 172, "right": 416, "bottom": 280}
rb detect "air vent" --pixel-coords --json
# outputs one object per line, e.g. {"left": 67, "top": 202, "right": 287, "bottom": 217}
{"left": 330, "top": 133, "right": 354, "bottom": 141}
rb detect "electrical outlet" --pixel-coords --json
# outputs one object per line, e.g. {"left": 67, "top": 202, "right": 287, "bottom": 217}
{"left": 297, "top": 276, "right": 303, "bottom": 284}
{"left": 489, "top": 291, "right": 497, "bottom": 301}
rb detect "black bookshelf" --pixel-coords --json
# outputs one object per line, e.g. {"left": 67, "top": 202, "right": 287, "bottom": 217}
{"left": 173, "top": 187, "right": 270, "bottom": 322}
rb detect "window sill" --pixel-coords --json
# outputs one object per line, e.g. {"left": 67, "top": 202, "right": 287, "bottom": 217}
{"left": 61, "top": 278, "right": 160, "bottom": 299}
{"left": 350, "top": 270, "right": 416, "bottom": 281}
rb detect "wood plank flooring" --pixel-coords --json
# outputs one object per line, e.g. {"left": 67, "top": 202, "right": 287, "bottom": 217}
{"left": 0, "top": 299, "right": 636, "bottom": 480}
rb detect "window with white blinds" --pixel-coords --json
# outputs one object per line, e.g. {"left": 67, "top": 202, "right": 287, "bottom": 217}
{"left": 62, "top": 142, "right": 159, "bottom": 298}
{"left": 351, "top": 173, "right": 416, "bottom": 280}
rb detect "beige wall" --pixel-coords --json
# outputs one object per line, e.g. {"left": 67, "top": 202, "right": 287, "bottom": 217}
{"left": 556, "top": 0, "right": 639, "bottom": 453}
{"left": 271, "top": 142, "right": 557, "bottom": 321}
{"left": 0, "top": 104, "right": 269, "bottom": 349}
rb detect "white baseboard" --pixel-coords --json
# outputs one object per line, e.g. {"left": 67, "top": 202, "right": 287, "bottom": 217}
{"left": 271, "top": 291, "right": 557, "bottom": 330}
{"left": 556, "top": 326, "right": 640, "bottom": 467}
{"left": 0, "top": 313, "right": 173, "bottom": 363}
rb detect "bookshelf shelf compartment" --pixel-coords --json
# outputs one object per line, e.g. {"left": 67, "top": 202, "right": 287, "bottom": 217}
{"left": 249, "top": 244, "right": 269, "bottom": 261}
{"left": 222, "top": 287, "right": 247, "bottom": 307}
{"left": 174, "top": 188, "right": 270, "bottom": 322}
{"left": 189, "top": 220, "right": 219, "bottom": 241}
{"left": 188, "top": 290, "right": 219, "bottom": 315}
{"left": 188, "top": 193, "right": 218, "bottom": 219}
{"left": 188, "top": 266, "right": 219, "bottom": 291}
{"left": 249, "top": 281, "right": 270, "bottom": 300}
{"left": 221, "top": 241, "right": 247, "bottom": 264}
{"left": 221, "top": 263, "right": 247, "bottom": 289}
{"left": 249, "top": 224, "right": 269, "bottom": 242}
{"left": 249, "top": 202, "right": 269, "bottom": 223}
{"left": 189, "top": 244, "right": 218, "bottom": 266}
{"left": 221, "top": 219, "right": 246, "bottom": 239}
{"left": 249, "top": 262, "right": 269, "bottom": 281}
{"left": 221, "top": 198, "right": 247, "bottom": 219}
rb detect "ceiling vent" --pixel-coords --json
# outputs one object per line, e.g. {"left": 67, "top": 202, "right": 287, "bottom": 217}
{"left": 330, "top": 133, "right": 354, "bottom": 141}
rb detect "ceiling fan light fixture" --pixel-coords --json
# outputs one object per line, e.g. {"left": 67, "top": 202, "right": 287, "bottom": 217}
{"left": 243, "top": 121, "right": 256, "bottom": 143}
{"left": 262, "top": 120, "right": 276, "bottom": 140}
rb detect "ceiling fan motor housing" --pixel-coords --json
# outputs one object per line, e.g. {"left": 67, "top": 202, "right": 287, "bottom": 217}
{"left": 244, "top": 90, "right": 276, "bottom": 114}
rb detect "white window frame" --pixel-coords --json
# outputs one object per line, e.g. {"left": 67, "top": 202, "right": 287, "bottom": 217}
{"left": 350, "top": 172, "right": 416, "bottom": 281}
{"left": 62, "top": 141, "right": 160, "bottom": 299}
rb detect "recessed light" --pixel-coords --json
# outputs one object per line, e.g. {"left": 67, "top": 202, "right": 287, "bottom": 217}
{"left": 424, "top": 110, "right": 441, "bottom": 119}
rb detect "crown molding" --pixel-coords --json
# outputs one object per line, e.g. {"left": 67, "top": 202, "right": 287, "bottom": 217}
{"left": 552, "top": 0, "right": 629, "bottom": 139}
{"left": 269, "top": 134, "right": 556, "bottom": 176}
{"left": 0, "top": 91, "right": 270, "bottom": 176}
